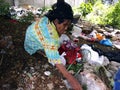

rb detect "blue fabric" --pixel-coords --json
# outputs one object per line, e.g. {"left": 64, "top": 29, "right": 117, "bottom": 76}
{"left": 113, "top": 68, "right": 120, "bottom": 90}
{"left": 100, "top": 39, "right": 113, "bottom": 46}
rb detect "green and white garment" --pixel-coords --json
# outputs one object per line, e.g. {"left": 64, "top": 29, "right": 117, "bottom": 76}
{"left": 24, "top": 16, "right": 62, "bottom": 65}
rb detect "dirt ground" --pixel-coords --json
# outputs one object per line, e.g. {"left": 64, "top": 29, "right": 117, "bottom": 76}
{"left": 0, "top": 16, "right": 119, "bottom": 90}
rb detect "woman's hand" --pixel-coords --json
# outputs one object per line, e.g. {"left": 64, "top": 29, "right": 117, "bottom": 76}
{"left": 55, "top": 64, "right": 82, "bottom": 90}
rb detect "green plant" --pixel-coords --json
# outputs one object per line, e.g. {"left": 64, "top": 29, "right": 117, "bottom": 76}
{"left": 85, "top": 0, "right": 120, "bottom": 29}
{"left": 85, "top": 0, "right": 111, "bottom": 25}
{"left": 67, "top": 63, "right": 83, "bottom": 74}
{"left": 78, "top": 2, "right": 93, "bottom": 17}
{"left": 88, "top": 0, "right": 98, "bottom": 5}
{"left": 0, "top": 0, "right": 10, "bottom": 16}
{"left": 106, "top": 0, "right": 120, "bottom": 29}
{"left": 18, "top": 12, "right": 34, "bottom": 23}
{"left": 103, "top": 5, "right": 115, "bottom": 25}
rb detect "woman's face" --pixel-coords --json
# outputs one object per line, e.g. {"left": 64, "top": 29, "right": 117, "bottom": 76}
{"left": 54, "top": 19, "right": 71, "bottom": 36}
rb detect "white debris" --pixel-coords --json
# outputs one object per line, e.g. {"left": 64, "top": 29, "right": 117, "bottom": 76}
{"left": 44, "top": 71, "right": 51, "bottom": 76}
{"left": 60, "top": 52, "right": 66, "bottom": 66}
{"left": 47, "top": 83, "right": 54, "bottom": 90}
{"left": 81, "top": 44, "right": 104, "bottom": 65}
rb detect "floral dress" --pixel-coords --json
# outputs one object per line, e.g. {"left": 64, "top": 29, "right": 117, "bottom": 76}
{"left": 24, "top": 16, "right": 62, "bottom": 65}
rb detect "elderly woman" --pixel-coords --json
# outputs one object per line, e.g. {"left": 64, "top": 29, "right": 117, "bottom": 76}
{"left": 24, "top": 0, "right": 82, "bottom": 89}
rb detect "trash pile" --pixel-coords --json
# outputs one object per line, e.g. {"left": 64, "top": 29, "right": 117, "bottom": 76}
{"left": 58, "top": 20, "right": 120, "bottom": 89}
{"left": 0, "top": 13, "right": 120, "bottom": 90}
{"left": 8, "top": 5, "right": 46, "bottom": 22}
{"left": 71, "top": 20, "right": 120, "bottom": 49}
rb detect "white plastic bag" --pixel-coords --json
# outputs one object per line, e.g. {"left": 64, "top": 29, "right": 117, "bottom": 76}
{"left": 60, "top": 52, "right": 66, "bottom": 66}
{"left": 80, "top": 44, "right": 104, "bottom": 65}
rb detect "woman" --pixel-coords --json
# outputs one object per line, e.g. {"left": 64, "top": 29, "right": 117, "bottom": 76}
{"left": 24, "top": 0, "right": 82, "bottom": 89}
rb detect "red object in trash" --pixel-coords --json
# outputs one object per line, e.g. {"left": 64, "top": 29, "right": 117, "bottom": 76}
{"left": 58, "top": 42, "right": 80, "bottom": 64}
{"left": 65, "top": 48, "right": 78, "bottom": 64}
{"left": 73, "top": 38, "right": 79, "bottom": 43}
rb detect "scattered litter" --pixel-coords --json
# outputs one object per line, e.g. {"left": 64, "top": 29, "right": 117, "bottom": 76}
{"left": 100, "top": 39, "right": 113, "bottom": 46}
{"left": 44, "top": 71, "right": 51, "bottom": 76}
{"left": 73, "top": 37, "right": 79, "bottom": 43}
{"left": 58, "top": 40, "right": 80, "bottom": 64}
{"left": 30, "top": 67, "right": 35, "bottom": 74}
{"left": 76, "top": 53, "right": 82, "bottom": 63}
{"left": 88, "top": 30, "right": 97, "bottom": 39}
{"left": 63, "top": 80, "right": 72, "bottom": 89}
{"left": 9, "top": 6, "right": 44, "bottom": 20}
{"left": 81, "top": 44, "right": 105, "bottom": 65}
{"left": 60, "top": 52, "right": 66, "bottom": 65}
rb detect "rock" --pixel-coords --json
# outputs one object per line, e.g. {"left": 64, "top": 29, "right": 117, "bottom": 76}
{"left": 108, "top": 70, "right": 116, "bottom": 77}
{"left": 83, "top": 63, "right": 95, "bottom": 72}
{"left": 47, "top": 83, "right": 54, "bottom": 90}
{"left": 79, "top": 72, "right": 108, "bottom": 90}
{"left": 41, "top": 76, "right": 45, "bottom": 80}
{"left": 104, "top": 27, "right": 114, "bottom": 32}
{"left": 97, "top": 28, "right": 106, "bottom": 33}
{"left": 112, "top": 36, "right": 119, "bottom": 41}
{"left": 110, "top": 61, "right": 120, "bottom": 67}
{"left": 106, "top": 70, "right": 112, "bottom": 78}
{"left": 109, "top": 65, "right": 119, "bottom": 72}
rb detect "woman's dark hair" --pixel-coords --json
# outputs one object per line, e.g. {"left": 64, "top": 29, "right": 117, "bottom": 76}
{"left": 45, "top": 0, "right": 73, "bottom": 23}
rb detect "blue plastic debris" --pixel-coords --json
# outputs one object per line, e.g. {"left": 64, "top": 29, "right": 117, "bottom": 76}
{"left": 113, "top": 68, "right": 120, "bottom": 90}
{"left": 100, "top": 39, "right": 113, "bottom": 46}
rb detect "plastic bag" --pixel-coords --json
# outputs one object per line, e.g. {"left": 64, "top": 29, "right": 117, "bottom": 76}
{"left": 80, "top": 44, "right": 104, "bottom": 65}
{"left": 100, "top": 39, "right": 113, "bottom": 46}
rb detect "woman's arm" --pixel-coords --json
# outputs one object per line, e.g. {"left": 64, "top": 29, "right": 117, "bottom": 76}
{"left": 56, "top": 64, "right": 82, "bottom": 90}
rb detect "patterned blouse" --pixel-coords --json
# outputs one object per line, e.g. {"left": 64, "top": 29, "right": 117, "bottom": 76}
{"left": 24, "top": 16, "right": 62, "bottom": 65}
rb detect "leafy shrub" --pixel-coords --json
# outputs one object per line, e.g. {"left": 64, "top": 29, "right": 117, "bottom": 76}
{"left": 85, "top": 0, "right": 120, "bottom": 29}
{"left": 78, "top": 2, "right": 93, "bottom": 17}
{"left": 106, "top": 1, "right": 120, "bottom": 29}
{"left": 88, "top": 0, "right": 98, "bottom": 5}
{"left": 0, "top": 0, "right": 10, "bottom": 15}
{"left": 85, "top": 0, "right": 112, "bottom": 25}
